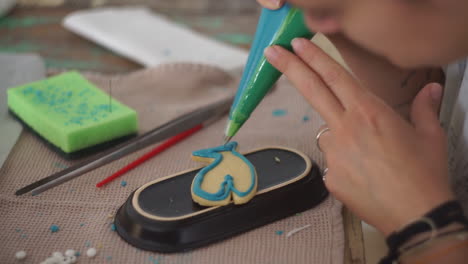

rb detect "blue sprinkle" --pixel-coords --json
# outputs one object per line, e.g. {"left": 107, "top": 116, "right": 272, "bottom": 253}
{"left": 53, "top": 162, "right": 68, "bottom": 169}
{"left": 111, "top": 223, "right": 116, "bottom": 231}
{"left": 50, "top": 224, "right": 60, "bottom": 233}
{"left": 162, "top": 49, "right": 171, "bottom": 56}
{"left": 302, "top": 115, "right": 310, "bottom": 122}
{"left": 75, "top": 251, "right": 81, "bottom": 257}
{"left": 275, "top": 230, "right": 284, "bottom": 235}
{"left": 149, "top": 256, "right": 162, "bottom": 264}
{"left": 85, "top": 241, "right": 91, "bottom": 247}
{"left": 15, "top": 228, "right": 21, "bottom": 233}
{"left": 21, "top": 234, "right": 28, "bottom": 239}
{"left": 106, "top": 256, "right": 112, "bottom": 262}
{"left": 120, "top": 181, "right": 127, "bottom": 187}
{"left": 80, "top": 223, "right": 85, "bottom": 227}
{"left": 272, "top": 109, "right": 287, "bottom": 117}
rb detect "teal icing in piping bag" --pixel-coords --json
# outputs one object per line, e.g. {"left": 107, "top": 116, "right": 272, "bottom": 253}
{"left": 191, "top": 142, "right": 256, "bottom": 202}
{"left": 224, "top": 4, "right": 314, "bottom": 140}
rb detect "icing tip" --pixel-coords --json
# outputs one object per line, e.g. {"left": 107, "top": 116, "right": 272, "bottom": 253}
{"left": 223, "top": 136, "right": 232, "bottom": 145}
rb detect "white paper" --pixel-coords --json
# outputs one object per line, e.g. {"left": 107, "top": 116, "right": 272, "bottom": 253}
{"left": 63, "top": 7, "right": 248, "bottom": 70}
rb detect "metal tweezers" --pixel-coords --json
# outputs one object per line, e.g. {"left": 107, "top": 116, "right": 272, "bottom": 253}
{"left": 15, "top": 96, "right": 233, "bottom": 196}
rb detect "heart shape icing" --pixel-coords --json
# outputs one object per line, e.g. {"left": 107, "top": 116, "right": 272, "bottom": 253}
{"left": 191, "top": 142, "right": 257, "bottom": 206}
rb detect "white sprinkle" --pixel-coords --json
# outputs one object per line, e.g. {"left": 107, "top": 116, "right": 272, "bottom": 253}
{"left": 274, "top": 157, "right": 281, "bottom": 163}
{"left": 86, "top": 247, "right": 97, "bottom": 258}
{"left": 15, "top": 250, "right": 26, "bottom": 260}
{"left": 65, "top": 249, "right": 75, "bottom": 257}
{"left": 63, "top": 255, "right": 77, "bottom": 264}
{"left": 52, "top": 252, "right": 63, "bottom": 258}
{"left": 44, "top": 256, "right": 61, "bottom": 264}
{"left": 286, "top": 224, "right": 311, "bottom": 238}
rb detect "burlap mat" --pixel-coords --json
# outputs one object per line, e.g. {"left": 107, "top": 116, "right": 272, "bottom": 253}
{"left": 0, "top": 63, "right": 343, "bottom": 263}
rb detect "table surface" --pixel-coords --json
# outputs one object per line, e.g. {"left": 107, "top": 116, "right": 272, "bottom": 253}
{"left": 1, "top": 5, "right": 365, "bottom": 264}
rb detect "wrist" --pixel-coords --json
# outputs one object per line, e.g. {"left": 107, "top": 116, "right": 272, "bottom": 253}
{"left": 399, "top": 225, "right": 468, "bottom": 264}
{"left": 379, "top": 200, "right": 468, "bottom": 264}
{"left": 381, "top": 193, "right": 455, "bottom": 236}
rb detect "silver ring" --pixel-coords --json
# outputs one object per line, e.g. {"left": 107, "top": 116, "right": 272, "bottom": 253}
{"left": 316, "top": 127, "right": 330, "bottom": 152}
{"left": 322, "top": 168, "right": 328, "bottom": 181}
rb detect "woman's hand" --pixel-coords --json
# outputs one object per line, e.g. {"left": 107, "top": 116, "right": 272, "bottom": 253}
{"left": 264, "top": 38, "right": 455, "bottom": 235}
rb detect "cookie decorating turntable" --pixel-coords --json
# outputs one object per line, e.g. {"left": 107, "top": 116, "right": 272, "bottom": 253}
{"left": 114, "top": 146, "right": 327, "bottom": 252}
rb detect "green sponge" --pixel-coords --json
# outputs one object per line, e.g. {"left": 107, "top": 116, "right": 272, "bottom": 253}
{"left": 7, "top": 71, "right": 138, "bottom": 155}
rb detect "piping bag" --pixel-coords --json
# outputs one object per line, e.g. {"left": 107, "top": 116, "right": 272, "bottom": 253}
{"left": 224, "top": 4, "right": 314, "bottom": 142}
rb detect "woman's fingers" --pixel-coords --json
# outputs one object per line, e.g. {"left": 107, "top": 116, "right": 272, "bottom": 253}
{"left": 264, "top": 45, "right": 345, "bottom": 126}
{"left": 256, "top": 0, "right": 285, "bottom": 10}
{"left": 291, "top": 38, "right": 365, "bottom": 110}
{"left": 410, "top": 83, "right": 444, "bottom": 137}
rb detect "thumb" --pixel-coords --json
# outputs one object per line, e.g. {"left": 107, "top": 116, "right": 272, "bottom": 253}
{"left": 410, "top": 82, "right": 443, "bottom": 135}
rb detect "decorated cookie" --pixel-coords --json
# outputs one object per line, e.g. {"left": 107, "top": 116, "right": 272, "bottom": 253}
{"left": 191, "top": 142, "right": 257, "bottom": 206}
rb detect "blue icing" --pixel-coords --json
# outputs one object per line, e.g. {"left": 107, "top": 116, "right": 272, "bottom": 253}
{"left": 191, "top": 142, "right": 256, "bottom": 202}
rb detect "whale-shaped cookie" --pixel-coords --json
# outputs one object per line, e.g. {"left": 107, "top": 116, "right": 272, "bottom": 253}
{"left": 191, "top": 142, "right": 257, "bottom": 206}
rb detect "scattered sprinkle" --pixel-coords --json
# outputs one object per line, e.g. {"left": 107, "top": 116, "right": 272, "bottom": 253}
{"left": 52, "top": 252, "right": 63, "bottom": 258}
{"left": 85, "top": 241, "right": 91, "bottom": 248}
{"left": 80, "top": 223, "right": 86, "bottom": 227}
{"left": 302, "top": 115, "right": 310, "bottom": 122}
{"left": 20, "top": 234, "right": 28, "bottom": 239}
{"left": 120, "top": 180, "right": 127, "bottom": 187}
{"left": 272, "top": 109, "right": 287, "bottom": 117}
{"left": 15, "top": 228, "right": 21, "bottom": 233}
{"left": 53, "top": 162, "right": 69, "bottom": 169}
{"left": 65, "top": 249, "right": 76, "bottom": 257}
{"left": 110, "top": 223, "right": 116, "bottom": 231}
{"left": 49, "top": 224, "right": 60, "bottom": 233}
{"left": 43, "top": 256, "right": 62, "bottom": 263}
{"left": 75, "top": 251, "right": 81, "bottom": 257}
{"left": 15, "top": 250, "right": 26, "bottom": 260}
{"left": 274, "top": 157, "right": 281, "bottom": 163}
{"left": 149, "top": 256, "right": 162, "bottom": 264}
{"left": 65, "top": 255, "right": 77, "bottom": 263}
{"left": 275, "top": 230, "right": 284, "bottom": 235}
{"left": 286, "top": 224, "right": 311, "bottom": 238}
{"left": 86, "top": 248, "right": 97, "bottom": 258}
{"left": 106, "top": 256, "right": 112, "bottom": 261}
{"left": 162, "top": 49, "right": 171, "bottom": 56}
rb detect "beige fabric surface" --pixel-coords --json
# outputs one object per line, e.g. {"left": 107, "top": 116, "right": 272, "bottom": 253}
{"left": 0, "top": 63, "right": 343, "bottom": 264}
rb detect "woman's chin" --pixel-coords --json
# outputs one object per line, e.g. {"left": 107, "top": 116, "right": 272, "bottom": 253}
{"left": 304, "top": 13, "right": 340, "bottom": 35}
